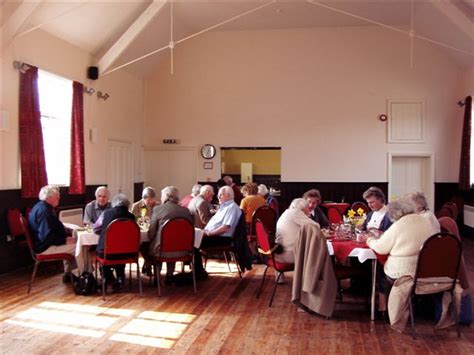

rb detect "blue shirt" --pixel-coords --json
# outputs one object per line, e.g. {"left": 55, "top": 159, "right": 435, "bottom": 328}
{"left": 204, "top": 200, "right": 242, "bottom": 237}
{"left": 28, "top": 201, "right": 67, "bottom": 253}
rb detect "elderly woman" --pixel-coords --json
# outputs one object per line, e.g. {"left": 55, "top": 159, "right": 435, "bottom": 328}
{"left": 362, "top": 197, "right": 438, "bottom": 317}
{"left": 240, "top": 182, "right": 266, "bottom": 230}
{"left": 258, "top": 184, "right": 279, "bottom": 216}
{"left": 404, "top": 191, "right": 440, "bottom": 232}
{"left": 130, "top": 186, "right": 159, "bottom": 220}
{"left": 362, "top": 186, "right": 392, "bottom": 233}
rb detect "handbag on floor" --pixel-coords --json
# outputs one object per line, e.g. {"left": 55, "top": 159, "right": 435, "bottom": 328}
{"left": 72, "top": 272, "right": 98, "bottom": 296}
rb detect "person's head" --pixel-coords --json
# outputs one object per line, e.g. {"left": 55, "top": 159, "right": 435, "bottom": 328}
{"left": 404, "top": 192, "right": 428, "bottom": 213}
{"left": 241, "top": 182, "right": 258, "bottom": 197}
{"left": 39, "top": 185, "right": 61, "bottom": 208}
{"left": 142, "top": 186, "right": 156, "bottom": 207}
{"left": 200, "top": 185, "right": 215, "bottom": 202}
{"left": 302, "top": 189, "right": 322, "bottom": 212}
{"left": 363, "top": 187, "right": 386, "bottom": 212}
{"left": 387, "top": 197, "right": 416, "bottom": 222}
{"left": 191, "top": 184, "right": 202, "bottom": 197}
{"left": 161, "top": 186, "right": 180, "bottom": 204}
{"left": 95, "top": 186, "right": 110, "bottom": 207}
{"left": 111, "top": 194, "right": 130, "bottom": 208}
{"left": 223, "top": 175, "right": 233, "bottom": 186}
{"left": 217, "top": 185, "right": 234, "bottom": 204}
{"left": 289, "top": 198, "right": 311, "bottom": 216}
{"left": 258, "top": 184, "right": 269, "bottom": 197}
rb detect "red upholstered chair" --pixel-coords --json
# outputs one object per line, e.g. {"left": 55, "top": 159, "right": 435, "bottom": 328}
{"left": 95, "top": 218, "right": 142, "bottom": 300}
{"left": 7, "top": 208, "right": 28, "bottom": 246}
{"left": 435, "top": 207, "right": 453, "bottom": 219}
{"left": 443, "top": 202, "right": 458, "bottom": 220}
{"left": 409, "top": 232, "right": 462, "bottom": 339}
{"left": 255, "top": 219, "right": 294, "bottom": 307}
{"left": 20, "top": 215, "right": 74, "bottom": 294}
{"left": 327, "top": 207, "right": 344, "bottom": 224}
{"left": 154, "top": 218, "right": 196, "bottom": 296}
{"left": 251, "top": 205, "right": 277, "bottom": 239}
{"left": 350, "top": 202, "right": 370, "bottom": 215}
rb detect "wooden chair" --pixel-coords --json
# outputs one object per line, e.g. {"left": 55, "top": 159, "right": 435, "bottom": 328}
{"left": 20, "top": 215, "right": 74, "bottom": 294}
{"left": 7, "top": 208, "right": 28, "bottom": 246}
{"left": 255, "top": 219, "right": 294, "bottom": 307}
{"left": 327, "top": 206, "right": 343, "bottom": 224}
{"left": 350, "top": 201, "right": 370, "bottom": 215}
{"left": 95, "top": 218, "right": 142, "bottom": 300}
{"left": 409, "top": 232, "right": 462, "bottom": 339}
{"left": 154, "top": 218, "right": 196, "bottom": 296}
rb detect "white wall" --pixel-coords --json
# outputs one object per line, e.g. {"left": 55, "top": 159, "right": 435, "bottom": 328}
{"left": 0, "top": 29, "right": 144, "bottom": 189}
{"left": 144, "top": 26, "right": 464, "bottom": 183}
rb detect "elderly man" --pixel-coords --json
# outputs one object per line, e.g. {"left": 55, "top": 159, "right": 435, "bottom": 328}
{"left": 188, "top": 185, "right": 215, "bottom": 229}
{"left": 130, "top": 186, "right": 159, "bottom": 220}
{"left": 223, "top": 175, "right": 243, "bottom": 205}
{"left": 148, "top": 186, "right": 193, "bottom": 282}
{"left": 303, "top": 189, "right": 329, "bottom": 229}
{"left": 83, "top": 186, "right": 111, "bottom": 226}
{"left": 180, "top": 184, "right": 202, "bottom": 208}
{"left": 28, "top": 185, "right": 78, "bottom": 282}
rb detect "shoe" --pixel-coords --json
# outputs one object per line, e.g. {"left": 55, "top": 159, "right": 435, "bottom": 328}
{"left": 62, "top": 272, "right": 73, "bottom": 284}
{"left": 196, "top": 270, "right": 209, "bottom": 280}
{"left": 376, "top": 310, "right": 389, "bottom": 322}
{"left": 112, "top": 277, "right": 125, "bottom": 292}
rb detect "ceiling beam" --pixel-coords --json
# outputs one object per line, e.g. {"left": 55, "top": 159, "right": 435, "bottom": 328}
{"left": 1, "top": 0, "right": 44, "bottom": 48}
{"left": 97, "top": 0, "right": 167, "bottom": 75}
{"left": 429, "top": 0, "right": 474, "bottom": 42}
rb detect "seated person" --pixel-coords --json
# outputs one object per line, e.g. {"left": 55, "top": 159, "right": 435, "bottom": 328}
{"left": 362, "top": 186, "right": 392, "bottom": 234}
{"left": 240, "top": 182, "right": 266, "bottom": 232}
{"left": 303, "top": 189, "right": 329, "bottom": 229}
{"left": 130, "top": 186, "right": 159, "bottom": 220}
{"left": 188, "top": 184, "right": 215, "bottom": 229}
{"left": 404, "top": 191, "right": 440, "bottom": 232}
{"left": 83, "top": 186, "right": 111, "bottom": 226}
{"left": 148, "top": 186, "right": 194, "bottom": 282}
{"left": 96, "top": 194, "right": 135, "bottom": 291}
{"left": 180, "top": 184, "right": 201, "bottom": 208}
{"left": 258, "top": 184, "right": 279, "bottom": 216}
{"left": 28, "top": 185, "right": 77, "bottom": 282}
{"left": 360, "top": 197, "right": 438, "bottom": 318}
{"left": 223, "top": 175, "right": 243, "bottom": 205}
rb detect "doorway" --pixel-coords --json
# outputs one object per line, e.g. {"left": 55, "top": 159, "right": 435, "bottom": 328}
{"left": 107, "top": 139, "right": 133, "bottom": 200}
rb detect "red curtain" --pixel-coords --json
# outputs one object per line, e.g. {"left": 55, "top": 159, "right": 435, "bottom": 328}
{"left": 19, "top": 65, "right": 48, "bottom": 198}
{"left": 69, "top": 81, "right": 85, "bottom": 194}
{"left": 459, "top": 96, "right": 472, "bottom": 190}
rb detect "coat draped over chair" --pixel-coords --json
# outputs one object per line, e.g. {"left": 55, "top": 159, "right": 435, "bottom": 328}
{"left": 292, "top": 223, "right": 337, "bottom": 318}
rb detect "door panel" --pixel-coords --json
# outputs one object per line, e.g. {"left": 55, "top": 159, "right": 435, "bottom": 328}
{"left": 107, "top": 140, "right": 132, "bottom": 200}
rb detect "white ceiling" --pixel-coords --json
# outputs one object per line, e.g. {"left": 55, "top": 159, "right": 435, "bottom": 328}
{"left": 3, "top": 0, "right": 473, "bottom": 78}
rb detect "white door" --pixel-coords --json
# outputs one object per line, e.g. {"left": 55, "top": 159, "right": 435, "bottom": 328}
{"left": 388, "top": 153, "right": 434, "bottom": 209}
{"left": 144, "top": 147, "right": 196, "bottom": 199}
{"left": 107, "top": 139, "right": 133, "bottom": 200}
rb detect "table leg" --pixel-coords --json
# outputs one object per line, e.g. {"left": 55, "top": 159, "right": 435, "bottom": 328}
{"left": 371, "top": 259, "right": 377, "bottom": 321}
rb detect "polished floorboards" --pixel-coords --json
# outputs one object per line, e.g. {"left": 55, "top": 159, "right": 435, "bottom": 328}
{"left": 2, "top": 240, "right": 474, "bottom": 354}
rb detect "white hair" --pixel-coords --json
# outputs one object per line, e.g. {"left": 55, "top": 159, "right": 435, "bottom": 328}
{"left": 258, "top": 184, "right": 269, "bottom": 196}
{"left": 191, "top": 184, "right": 202, "bottom": 197}
{"left": 38, "top": 185, "right": 60, "bottom": 201}
{"left": 142, "top": 186, "right": 156, "bottom": 199}
{"left": 161, "top": 186, "right": 180, "bottom": 204}
{"left": 388, "top": 197, "right": 416, "bottom": 222}
{"left": 218, "top": 185, "right": 234, "bottom": 200}
{"left": 404, "top": 191, "right": 428, "bottom": 212}
{"left": 95, "top": 186, "right": 110, "bottom": 198}
{"left": 111, "top": 194, "right": 130, "bottom": 208}
{"left": 200, "top": 185, "right": 214, "bottom": 195}
{"left": 289, "top": 198, "right": 309, "bottom": 211}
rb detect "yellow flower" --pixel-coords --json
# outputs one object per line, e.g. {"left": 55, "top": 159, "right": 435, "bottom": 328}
{"left": 347, "top": 209, "right": 356, "bottom": 219}
{"left": 357, "top": 208, "right": 365, "bottom": 216}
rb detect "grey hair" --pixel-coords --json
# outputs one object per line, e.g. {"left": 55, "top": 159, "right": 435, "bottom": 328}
{"left": 142, "top": 186, "right": 156, "bottom": 199}
{"left": 200, "top": 184, "right": 214, "bottom": 195}
{"left": 161, "top": 186, "right": 180, "bottom": 204}
{"left": 218, "top": 185, "right": 234, "bottom": 200}
{"left": 223, "top": 175, "right": 233, "bottom": 185}
{"left": 387, "top": 197, "right": 416, "bottom": 222}
{"left": 258, "top": 184, "right": 269, "bottom": 196}
{"left": 111, "top": 194, "right": 130, "bottom": 208}
{"left": 363, "top": 186, "right": 386, "bottom": 204}
{"left": 38, "top": 185, "right": 60, "bottom": 201}
{"left": 404, "top": 191, "right": 428, "bottom": 212}
{"left": 289, "top": 198, "right": 309, "bottom": 211}
{"left": 95, "top": 186, "right": 110, "bottom": 198}
{"left": 191, "top": 184, "right": 202, "bottom": 197}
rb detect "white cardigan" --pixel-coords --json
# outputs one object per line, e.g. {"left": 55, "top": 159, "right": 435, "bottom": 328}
{"left": 366, "top": 214, "right": 438, "bottom": 279}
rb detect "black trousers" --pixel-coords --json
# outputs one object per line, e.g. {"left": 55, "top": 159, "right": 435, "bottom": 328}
{"left": 97, "top": 251, "right": 133, "bottom": 281}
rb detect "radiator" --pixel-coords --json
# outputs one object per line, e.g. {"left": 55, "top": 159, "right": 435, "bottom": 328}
{"left": 59, "top": 208, "right": 84, "bottom": 227}
{"left": 464, "top": 205, "right": 474, "bottom": 228}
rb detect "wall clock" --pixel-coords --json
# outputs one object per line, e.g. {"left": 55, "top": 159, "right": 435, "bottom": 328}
{"left": 200, "top": 144, "right": 216, "bottom": 159}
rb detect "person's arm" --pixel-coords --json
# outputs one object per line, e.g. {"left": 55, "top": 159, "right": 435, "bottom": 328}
{"left": 83, "top": 203, "right": 93, "bottom": 224}
{"left": 317, "top": 207, "right": 329, "bottom": 228}
{"left": 197, "top": 201, "right": 212, "bottom": 225}
{"left": 147, "top": 208, "right": 159, "bottom": 241}
{"left": 204, "top": 224, "right": 230, "bottom": 237}
{"left": 366, "top": 223, "right": 396, "bottom": 255}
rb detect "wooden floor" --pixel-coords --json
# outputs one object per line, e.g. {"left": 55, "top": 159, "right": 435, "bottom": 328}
{"left": 2, "top": 240, "right": 474, "bottom": 354}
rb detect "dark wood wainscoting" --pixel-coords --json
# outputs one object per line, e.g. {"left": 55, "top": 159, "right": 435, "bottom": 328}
{"left": 134, "top": 182, "right": 144, "bottom": 203}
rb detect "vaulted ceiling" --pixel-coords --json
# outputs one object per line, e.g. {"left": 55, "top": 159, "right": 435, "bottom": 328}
{"left": 2, "top": 0, "right": 473, "bottom": 78}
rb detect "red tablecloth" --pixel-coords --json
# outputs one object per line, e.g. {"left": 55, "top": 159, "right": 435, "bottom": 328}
{"left": 331, "top": 239, "right": 388, "bottom": 265}
{"left": 321, "top": 203, "right": 350, "bottom": 214}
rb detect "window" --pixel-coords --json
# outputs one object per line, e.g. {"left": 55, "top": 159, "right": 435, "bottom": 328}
{"left": 38, "top": 70, "right": 73, "bottom": 185}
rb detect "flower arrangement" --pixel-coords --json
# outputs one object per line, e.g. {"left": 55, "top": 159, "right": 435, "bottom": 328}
{"left": 344, "top": 208, "right": 366, "bottom": 229}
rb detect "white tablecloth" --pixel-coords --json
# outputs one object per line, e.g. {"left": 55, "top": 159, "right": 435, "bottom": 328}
{"left": 326, "top": 241, "right": 376, "bottom": 263}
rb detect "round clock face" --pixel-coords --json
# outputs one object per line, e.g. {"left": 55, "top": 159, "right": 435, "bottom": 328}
{"left": 201, "top": 144, "right": 216, "bottom": 159}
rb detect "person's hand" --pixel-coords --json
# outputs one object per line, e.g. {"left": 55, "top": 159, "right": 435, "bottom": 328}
{"left": 368, "top": 228, "right": 383, "bottom": 238}
{"left": 66, "top": 236, "right": 76, "bottom": 244}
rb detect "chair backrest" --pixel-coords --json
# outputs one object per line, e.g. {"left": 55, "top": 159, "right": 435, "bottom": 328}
{"left": 251, "top": 205, "right": 277, "bottom": 238}
{"left": 443, "top": 202, "right": 458, "bottom": 220}
{"left": 8, "top": 208, "right": 25, "bottom": 239}
{"left": 327, "top": 207, "right": 343, "bottom": 224}
{"left": 160, "top": 218, "right": 194, "bottom": 254}
{"left": 255, "top": 219, "right": 271, "bottom": 254}
{"left": 438, "top": 216, "right": 460, "bottom": 237}
{"left": 414, "top": 233, "right": 462, "bottom": 282}
{"left": 435, "top": 207, "right": 453, "bottom": 219}
{"left": 103, "top": 218, "right": 140, "bottom": 256}
{"left": 19, "top": 214, "right": 37, "bottom": 259}
{"left": 350, "top": 201, "right": 370, "bottom": 215}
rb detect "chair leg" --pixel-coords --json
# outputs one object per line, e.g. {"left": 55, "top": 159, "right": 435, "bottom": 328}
{"left": 129, "top": 263, "right": 132, "bottom": 290}
{"left": 337, "top": 279, "right": 343, "bottom": 303}
{"left": 101, "top": 265, "right": 106, "bottom": 301}
{"left": 137, "top": 262, "right": 143, "bottom": 297}
{"left": 230, "top": 252, "right": 242, "bottom": 278}
{"left": 192, "top": 255, "right": 197, "bottom": 294}
{"left": 256, "top": 265, "right": 269, "bottom": 298}
{"left": 409, "top": 296, "right": 416, "bottom": 339}
{"left": 451, "top": 290, "right": 461, "bottom": 338}
{"left": 155, "top": 262, "right": 161, "bottom": 297}
{"left": 223, "top": 252, "right": 231, "bottom": 272}
{"left": 27, "top": 261, "right": 40, "bottom": 294}
{"left": 269, "top": 271, "right": 282, "bottom": 307}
